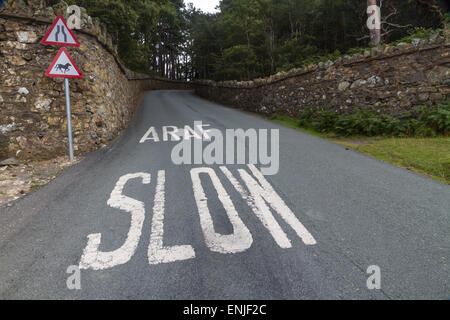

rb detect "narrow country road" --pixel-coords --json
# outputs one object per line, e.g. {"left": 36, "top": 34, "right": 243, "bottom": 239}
{"left": 0, "top": 90, "right": 448, "bottom": 300}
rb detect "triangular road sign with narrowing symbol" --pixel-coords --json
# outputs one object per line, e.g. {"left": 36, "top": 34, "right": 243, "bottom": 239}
{"left": 42, "top": 14, "right": 80, "bottom": 47}
{"left": 45, "top": 47, "right": 83, "bottom": 78}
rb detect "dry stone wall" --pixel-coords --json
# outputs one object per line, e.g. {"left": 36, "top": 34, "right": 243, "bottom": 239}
{"left": 193, "top": 27, "right": 450, "bottom": 118}
{"left": 0, "top": 1, "right": 189, "bottom": 161}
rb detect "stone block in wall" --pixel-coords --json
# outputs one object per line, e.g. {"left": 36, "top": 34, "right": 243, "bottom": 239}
{"left": 3, "top": 0, "right": 37, "bottom": 15}
{"left": 15, "top": 30, "right": 38, "bottom": 43}
{"left": 426, "top": 66, "right": 450, "bottom": 85}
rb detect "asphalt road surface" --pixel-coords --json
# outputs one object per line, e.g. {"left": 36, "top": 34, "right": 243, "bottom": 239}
{"left": 0, "top": 90, "right": 449, "bottom": 299}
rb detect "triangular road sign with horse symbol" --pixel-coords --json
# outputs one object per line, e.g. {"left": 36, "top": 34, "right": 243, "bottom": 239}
{"left": 45, "top": 47, "right": 83, "bottom": 79}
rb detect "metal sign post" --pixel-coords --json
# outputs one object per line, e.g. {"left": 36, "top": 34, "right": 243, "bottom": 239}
{"left": 64, "top": 78, "right": 74, "bottom": 160}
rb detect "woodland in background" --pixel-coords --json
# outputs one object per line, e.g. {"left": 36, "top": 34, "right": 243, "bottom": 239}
{"left": 45, "top": 0, "right": 449, "bottom": 81}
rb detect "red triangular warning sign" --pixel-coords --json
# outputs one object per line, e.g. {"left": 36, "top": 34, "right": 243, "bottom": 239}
{"left": 45, "top": 47, "right": 83, "bottom": 79}
{"left": 42, "top": 14, "right": 80, "bottom": 47}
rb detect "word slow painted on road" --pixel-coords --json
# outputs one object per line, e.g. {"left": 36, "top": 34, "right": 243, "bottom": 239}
{"left": 79, "top": 165, "right": 316, "bottom": 271}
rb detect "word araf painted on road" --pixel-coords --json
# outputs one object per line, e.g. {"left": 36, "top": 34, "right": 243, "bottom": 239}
{"left": 45, "top": 47, "right": 83, "bottom": 78}
{"left": 140, "top": 124, "right": 212, "bottom": 143}
{"left": 41, "top": 14, "right": 80, "bottom": 47}
{"left": 79, "top": 165, "right": 316, "bottom": 271}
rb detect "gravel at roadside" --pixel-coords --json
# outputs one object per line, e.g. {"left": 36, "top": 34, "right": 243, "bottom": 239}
{"left": 0, "top": 156, "right": 82, "bottom": 206}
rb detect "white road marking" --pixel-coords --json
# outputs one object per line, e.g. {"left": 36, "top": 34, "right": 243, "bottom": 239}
{"left": 222, "top": 165, "right": 316, "bottom": 247}
{"left": 191, "top": 167, "right": 253, "bottom": 254}
{"left": 140, "top": 125, "right": 211, "bottom": 143}
{"left": 163, "top": 126, "right": 181, "bottom": 141}
{"left": 183, "top": 125, "right": 202, "bottom": 140}
{"left": 148, "top": 170, "right": 196, "bottom": 264}
{"left": 196, "top": 123, "right": 211, "bottom": 140}
{"left": 79, "top": 173, "right": 151, "bottom": 270}
{"left": 220, "top": 166, "right": 290, "bottom": 248}
{"left": 79, "top": 166, "right": 316, "bottom": 271}
{"left": 139, "top": 127, "right": 160, "bottom": 143}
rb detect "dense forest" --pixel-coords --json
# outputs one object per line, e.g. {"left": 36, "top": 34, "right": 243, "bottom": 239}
{"left": 48, "top": 0, "right": 448, "bottom": 81}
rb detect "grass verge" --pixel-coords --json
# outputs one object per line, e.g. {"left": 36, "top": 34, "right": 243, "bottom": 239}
{"left": 272, "top": 115, "right": 450, "bottom": 184}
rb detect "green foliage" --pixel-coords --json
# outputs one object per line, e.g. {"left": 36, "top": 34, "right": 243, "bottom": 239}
{"left": 188, "top": 0, "right": 446, "bottom": 81}
{"left": 278, "top": 24, "right": 445, "bottom": 72}
{"left": 296, "top": 101, "right": 450, "bottom": 137}
{"left": 445, "top": 13, "right": 450, "bottom": 24}
{"left": 275, "top": 38, "right": 320, "bottom": 72}
{"left": 273, "top": 113, "right": 450, "bottom": 184}
{"left": 417, "top": 103, "right": 450, "bottom": 135}
{"left": 65, "top": 0, "right": 186, "bottom": 77}
{"left": 214, "top": 45, "right": 260, "bottom": 80}
{"left": 58, "top": 0, "right": 446, "bottom": 80}
{"left": 356, "top": 137, "right": 450, "bottom": 183}
{"left": 389, "top": 27, "right": 441, "bottom": 46}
